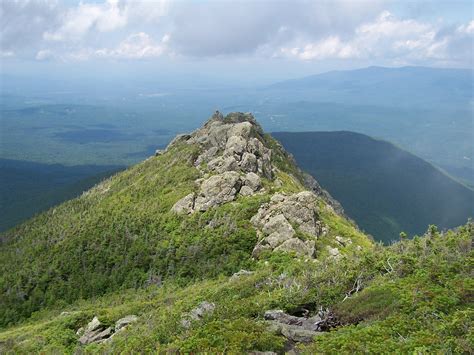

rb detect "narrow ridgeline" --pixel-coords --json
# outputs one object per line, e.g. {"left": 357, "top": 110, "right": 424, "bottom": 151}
{"left": 1, "top": 112, "right": 470, "bottom": 354}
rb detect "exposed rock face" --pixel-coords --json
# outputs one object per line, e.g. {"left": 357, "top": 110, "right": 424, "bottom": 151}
{"left": 265, "top": 310, "right": 319, "bottom": 343}
{"left": 168, "top": 111, "right": 345, "bottom": 259}
{"left": 264, "top": 309, "right": 338, "bottom": 343}
{"left": 78, "top": 316, "right": 112, "bottom": 345}
{"left": 171, "top": 112, "right": 271, "bottom": 213}
{"left": 167, "top": 111, "right": 272, "bottom": 180}
{"left": 115, "top": 315, "right": 138, "bottom": 331}
{"left": 171, "top": 170, "right": 263, "bottom": 213}
{"left": 171, "top": 193, "right": 195, "bottom": 214}
{"left": 181, "top": 301, "right": 216, "bottom": 329}
{"left": 327, "top": 246, "right": 342, "bottom": 259}
{"left": 194, "top": 172, "right": 242, "bottom": 211}
{"left": 251, "top": 191, "right": 324, "bottom": 258}
{"left": 77, "top": 315, "right": 138, "bottom": 345}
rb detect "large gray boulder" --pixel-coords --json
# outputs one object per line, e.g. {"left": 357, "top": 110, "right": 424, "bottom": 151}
{"left": 77, "top": 315, "right": 140, "bottom": 345}
{"left": 115, "top": 315, "right": 138, "bottom": 331}
{"left": 188, "top": 112, "right": 272, "bottom": 178}
{"left": 181, "top": 301, "right": 216, "bottom": 329}
{"left": 194, "top": 172, "right": 242, "bottom": 211}
{"left": 251, "top": 191, "right": 323, "bottom": 258}
{"left": 171, "top": 193, "right": 195, "bottom": 214}
{"left": 264, "top": 309, "right": 337, "bottom": 343}
{"left": 262, "top": 214, "right": 295, "bottom": 237}
{"left": 274, "top": 238, "right": 315, "bottom": 257}
{"left": 78, "top": 316, "right": 113, "bottom": 345}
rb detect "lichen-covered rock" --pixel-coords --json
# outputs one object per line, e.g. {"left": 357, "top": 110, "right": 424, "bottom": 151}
{"left": 264, "top": 309, "right": 338, "bottom": 343}
{"left": 265, "top": 310, "right": 319, "bottom": 343}
{"left": 240, "top": 152, "right": 258, "bottom": 172}
{"left": 239, "top": 185, "right": 255, "bottom": 196}
{"left": 171, "top": 193, "right": 195, "bottom": 214}
{"left": 243, "top": 172, "right": 261, "bottom": 191}
{"left": 262, "top": 214, "right": 294, "bottom": 237}
{"left": 115, "top": 315, "right": 138, "bottom": 331}
{"left": 181, "top": 301, "right": 216, "bottom": 329}
{"left": 251, "top": 191, "right": 324, "bottom": 258}
{"left": 78, "top": 316, "right": 113, "bottom": 345}
{"left": 327, "top": 246, "right": 342, "bottom": 259}
{"left": 85, "top": 316, "right": 101, "bottom": 333}
{"left": 170, "top": 112, "right": 272, "bottom": 214}
{"left": 194, "top": 172, "right": 242, "bottom": 211}
{"left": 274, "top": 238, "right": 315, "bottom": 257}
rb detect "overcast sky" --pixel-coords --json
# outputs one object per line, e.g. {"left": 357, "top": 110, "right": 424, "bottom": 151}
{"left": 1, "top": 0, "right": 473, "bottom": 83}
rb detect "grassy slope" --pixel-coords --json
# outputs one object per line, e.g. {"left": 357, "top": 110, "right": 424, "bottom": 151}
{"left": 0, "top": 224, "right": 471, "bottom": 353}
{"left": 1, "top": 129, "right": 471, "bottom": 353}
{"left": 0, "top": 134, "right": 367, "bottom": 329}
{"left": 273, "top": 131, "right": 474, "bottom": 244}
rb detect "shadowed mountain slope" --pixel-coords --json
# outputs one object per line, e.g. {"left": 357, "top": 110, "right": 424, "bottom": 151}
{"left": 273, "top": 131, "right": 474, "bottom": 243}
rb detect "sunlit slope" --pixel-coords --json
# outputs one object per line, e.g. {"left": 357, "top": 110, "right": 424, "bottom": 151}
{"left": 0, "top": 112, "right": 368, "bottom": 328}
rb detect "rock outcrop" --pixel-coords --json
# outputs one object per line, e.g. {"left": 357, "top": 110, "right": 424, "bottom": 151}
{"left": 169, "top": 111, "right": 343, "bottom": 259}
{"left": 77, "top": 315, "right": 138, "bottom": 345}
{"left": 251, "top": 192, "right": 325, "bottom": 258}
{"left": 168, "top": 111, "right": 272, "bottom": 179}
{"left": 264, "top": 308, "right": 338, "bottom": 343}
{"left": 181, "top": 301, "right": 216, "bottom": 329}
{"left": 171, "top": 112, "right": 270, "bottom": 213}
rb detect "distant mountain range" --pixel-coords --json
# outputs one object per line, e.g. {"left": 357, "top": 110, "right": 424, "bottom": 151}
{"left": 267, "top": 66, "right": 473, "bottom": 108}
{"left": 273, "top": 131, "right": 474, "bottom": 243}
{"left": 1, "top": 113, "right": 471, "bottom": 353}
{"left": 255, "top": 66, "right": 474, "bottom": 187}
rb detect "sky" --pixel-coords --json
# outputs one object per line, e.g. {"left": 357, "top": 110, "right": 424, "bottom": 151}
{"left": 0, "top": 0, "right": 473, "bottom": 84}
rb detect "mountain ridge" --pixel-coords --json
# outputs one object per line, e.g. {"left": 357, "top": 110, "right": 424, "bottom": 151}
{"left": 0, "top": 112, "right": 471, "bottom": 353}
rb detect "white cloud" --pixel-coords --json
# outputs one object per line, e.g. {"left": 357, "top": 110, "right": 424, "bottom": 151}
{"left": 43, "top": 0, "right": 127, "bottom": 41}
{"left": 279, "top": 11, "right": 473, "bottom": 65}
{"left": 0, "top": 50, "right": 15, "bottom": 58}
{"left": 35, "top": 49, "right": 53, "bottom": 60}
{"left": 457, "top": 20, "right": 474, "bottom": 34}
{"left": 95, "top": 32, "right": 169, "bottom": 59}
{"left": 1, "top": 1, "right": 472, "bottom": 67}
{"left": 282, "top": 36, "right": 359, "bottom": 60}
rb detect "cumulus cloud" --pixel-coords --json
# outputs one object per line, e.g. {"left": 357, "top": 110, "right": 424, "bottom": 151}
{"left": 279, "top": 11, "right": 473, "bottom": 65}
{"left": 1, "top": 0, "right": 472, "bottom": 67}
{"left": 95, "top": 32, "right": 169, "bottom": 59}
{"left": 43, "top": 0, "right": 127, "bottom": 41}
{"left": 36, "top": 32, "right": 169, "bottom": 61}
{"left": 169, "top": 0, "right": 388, "bottom": 56}
{"left": 0, "top": 0, "right": 60, "bottom": 53}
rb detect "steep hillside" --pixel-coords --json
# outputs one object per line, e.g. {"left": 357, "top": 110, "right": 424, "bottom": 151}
{"left": 273, "top": 131, "right": 474, "bottom": 243}
{"left": 0, "top": 159, "right": 123, "bottom": 232}
{"left": 0, "top": 113, "right": 471, "bottom": 353}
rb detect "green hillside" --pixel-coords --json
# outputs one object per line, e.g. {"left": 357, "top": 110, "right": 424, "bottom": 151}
{"left": 0, "top": 159, "right": 123, "bottom": 232}
{"left": 273, "top": 131, "right": 474, "bottom": 244}
{"left": 0, "top": 113, "right": 472, "bottom": 353}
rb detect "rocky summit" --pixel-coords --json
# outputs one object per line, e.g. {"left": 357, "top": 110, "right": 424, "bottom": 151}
{"left": 0, "top": 112, "right": 471, "bottom": 354}
{"left": 170, "top": 111, "right": 341, "bottom": 258}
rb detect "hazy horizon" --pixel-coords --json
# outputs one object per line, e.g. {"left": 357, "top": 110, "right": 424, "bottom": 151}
{"left": 1, "top": 0, "right": 473, "bottom": 87}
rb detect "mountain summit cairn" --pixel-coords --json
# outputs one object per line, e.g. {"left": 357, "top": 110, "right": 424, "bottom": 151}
{"left": 169, "top": 111, "right": 344, "bottom": 258}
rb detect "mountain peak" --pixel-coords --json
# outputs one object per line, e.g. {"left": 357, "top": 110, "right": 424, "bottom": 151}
{"left": 169, "top": 111, "right": 274, "bottom": 215}
{"left": 165, "top": 111, "right": 349, "bottom": 259}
